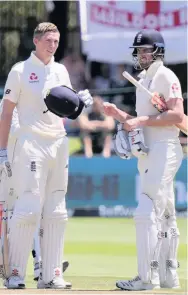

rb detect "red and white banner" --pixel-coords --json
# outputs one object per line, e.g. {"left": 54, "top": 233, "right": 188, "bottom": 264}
{"left": 79, "top": 0, "right": 187, "bottom": 64}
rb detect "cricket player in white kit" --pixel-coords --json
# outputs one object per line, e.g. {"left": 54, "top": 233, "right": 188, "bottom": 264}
{"left": 0, "top": 103, "right": 19, "bottom": 214}
{"left": 0, "top": 22, "right": 93, "bottom": 289}
{"left": 0, "top": 102, "right": 70, "bottom": 283}
{"left": 103, "top": 30, "right": 184, "bottom": 291}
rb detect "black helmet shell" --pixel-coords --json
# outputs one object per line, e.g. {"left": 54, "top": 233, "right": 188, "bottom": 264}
{"left": 44, "top": 85, "right": 80, "bottom": 118}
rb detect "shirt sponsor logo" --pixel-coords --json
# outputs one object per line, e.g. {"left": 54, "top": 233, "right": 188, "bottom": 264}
{"left": 29, "top": 73, "right": 39, "bottom": 83}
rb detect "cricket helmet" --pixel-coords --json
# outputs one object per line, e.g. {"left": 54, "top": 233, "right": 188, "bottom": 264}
{"left": 44, "top": 85, "right": 80, "bottom": 118}
{"left": 130, "top": 29, "right": 165, "bottom": 69}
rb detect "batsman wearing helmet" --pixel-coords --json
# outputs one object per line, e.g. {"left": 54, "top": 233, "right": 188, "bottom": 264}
{"left": 0, "top": 22, "right": 93, "bottom": 289}
{"left": 103, "top": 29, "right": 184, "bottom": 291}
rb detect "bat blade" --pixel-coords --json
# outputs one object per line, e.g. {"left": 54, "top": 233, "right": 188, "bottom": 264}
{"left": 0, "top": 202, "right": 8, "bottom": 279}
{"left": 0, "top": 172, "right": 9, "bottom": 279}
{"left": 122, "top": 71, "right": 152, "bottom": 96}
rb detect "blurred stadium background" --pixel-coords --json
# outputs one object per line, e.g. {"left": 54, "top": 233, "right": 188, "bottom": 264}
{"left": 0, "top": 1, "right": 187, "bottom": 291}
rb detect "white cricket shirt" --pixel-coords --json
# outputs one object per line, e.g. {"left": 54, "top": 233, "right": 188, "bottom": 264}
{"left": 2, "top": 52, "right": 72, "bottom": 139}
{"left": 136, "top": 60, "right": 183, "bottom": 146}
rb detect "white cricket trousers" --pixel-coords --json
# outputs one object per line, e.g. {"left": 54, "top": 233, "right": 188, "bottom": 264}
{"left": 8, "top": 134, "right": 69, "bottom": 280}
{"left": 137, "top": 141, "right": 183, "bottom": 221}
{"left": 134, "top": 141, "right": 183, "bottom": 284}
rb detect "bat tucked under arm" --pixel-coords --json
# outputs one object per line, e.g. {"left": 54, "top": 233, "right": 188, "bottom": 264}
{"left": 150, "top": 93, "right": 186, "bottom": 133}
{"left": 122, "top": 71, "right": 187, "bottom": 135}
{"left": 151, "top": 92, "right": 168, "bottom": 113}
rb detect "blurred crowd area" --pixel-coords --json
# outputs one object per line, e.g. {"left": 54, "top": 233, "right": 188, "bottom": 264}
{"left": 0, "top": 3, "right": 187, "bottom": 159}
{"left": 61, "top": 50, "right": 187, "bottom": 158}
{"left": 0, "top": 24, "right": 187, "bottom": 158}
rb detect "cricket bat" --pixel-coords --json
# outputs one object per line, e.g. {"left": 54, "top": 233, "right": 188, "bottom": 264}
{"left": 0, "top": 172, "right": 9, "bottom": 279}
{"left": 122, "top": 71, "right": 187, "bottom": 135}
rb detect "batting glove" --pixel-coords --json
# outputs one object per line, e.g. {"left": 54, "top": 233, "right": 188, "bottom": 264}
{"left": 0, "top": 148, "right": 12, "bottom": 178}
{"left": 151, "top": 92, "right": 168, "bottom": 113}
{"left": 113, "top": 123, "right": 132, "bottom": 159}
{"left": 78, "top": 89, "right": 93, "bottom": 108}
{"left": 128, "top": 128, "right": 149, "bottom": 158}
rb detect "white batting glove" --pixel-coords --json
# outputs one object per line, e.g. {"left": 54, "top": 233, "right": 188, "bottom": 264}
{"left": 128, "top": 129, "right": 149, "bottom": 158}
{"left": 78, "top": 89, "right": 93, "bottom": 108}
{"left": 0, "top": 148, "right": 12, "bottom": 178}
{"left": 113, "top": 124, "right": 132, "bottom": 159}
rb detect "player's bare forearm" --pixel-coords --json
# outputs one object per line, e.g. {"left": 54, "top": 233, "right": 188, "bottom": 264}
{"left": 102, "top": 102, "right": 134, "bottom": 123}
{"left": 0, "top": 114, "right": 12, "bottom": 148}
{"left": 140, "top": 110, "right": 184, "bottom": 127}
{"left": 113, "top": 109, "right": 134, "bottom": 123}
{"left": 0, "top": 100, "right": 15, "bottom": 148}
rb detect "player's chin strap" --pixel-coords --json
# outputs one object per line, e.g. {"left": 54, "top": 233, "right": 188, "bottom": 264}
{"left": 128, "top": 128, "right": 149, "bottom": 158}
{"left": 113, "top": 124, "right": 132, "bottom": 159}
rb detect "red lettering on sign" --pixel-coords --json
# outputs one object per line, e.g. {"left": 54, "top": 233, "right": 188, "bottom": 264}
{"left": 90, "top": 1, "right": 187, "bottom": 29}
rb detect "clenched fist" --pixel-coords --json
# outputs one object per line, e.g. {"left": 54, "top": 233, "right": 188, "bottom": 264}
{"left": 151, "top": 92, "right": 168, "bottom": 113}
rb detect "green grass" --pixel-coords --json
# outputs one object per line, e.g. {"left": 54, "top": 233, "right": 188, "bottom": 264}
{"left": 68, "top": 137, "right": 82, "bottom": 155}
{"left": 20, "top": 217, "right": 187, "bottom": 292}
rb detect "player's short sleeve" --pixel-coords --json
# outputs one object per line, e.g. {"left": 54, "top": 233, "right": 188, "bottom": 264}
{"left": 3, "top": 68, "right": 21, "bottom": 103}
{"left": 160, "top": 69, "right": 183, "bottom": 102}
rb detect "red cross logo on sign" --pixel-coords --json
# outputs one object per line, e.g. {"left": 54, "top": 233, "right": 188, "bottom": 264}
{"left": 108, "top": 1, "right": 116, "bottom": 5}
{"left": 144, "top": 0, "right": 160, "bottom": 30}
{"left": 145, "top": 0, "right": 160, "bottom": 15}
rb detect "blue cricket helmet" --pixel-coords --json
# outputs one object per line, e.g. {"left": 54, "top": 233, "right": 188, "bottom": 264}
{"left": 44, "top": 85, "right": 84, "bottom": 119}
{"left": 130, "top": 29, "right": 165, "bottom": 58}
